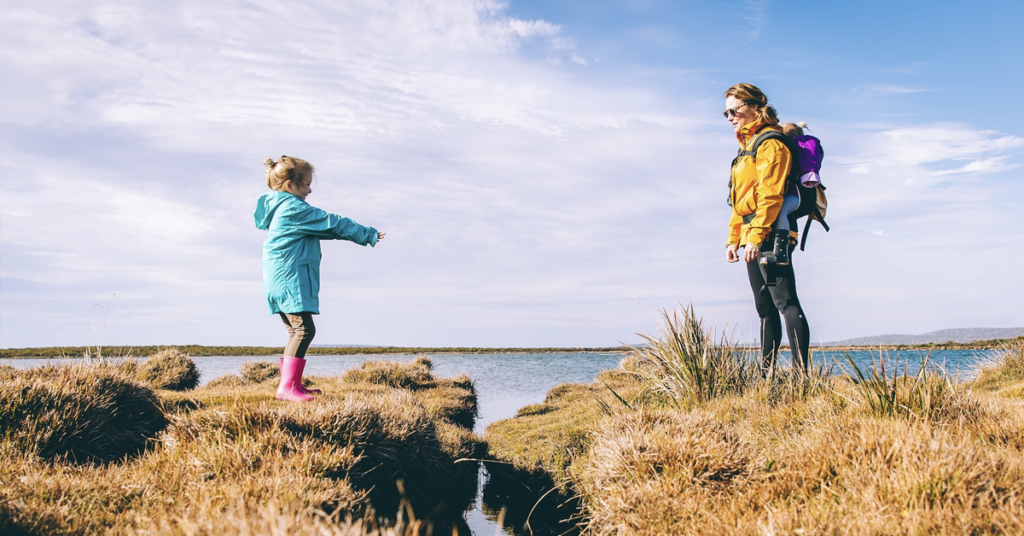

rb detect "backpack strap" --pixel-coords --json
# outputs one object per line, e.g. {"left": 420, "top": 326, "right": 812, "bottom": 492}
{"left": 799, "top": 203, "right": 830, "bottom": 251}
{"left": 730, "top": 125, "right": 790, "bottom": 207}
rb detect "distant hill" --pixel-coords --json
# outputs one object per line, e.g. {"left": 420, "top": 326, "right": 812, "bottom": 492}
{"left": 825, "top": 327, "right": 1024, "bottom": 347}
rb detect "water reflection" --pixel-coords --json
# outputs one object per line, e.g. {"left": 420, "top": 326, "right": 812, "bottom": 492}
{"left": 479, "top": 463, "right": 581, "bottom": 536}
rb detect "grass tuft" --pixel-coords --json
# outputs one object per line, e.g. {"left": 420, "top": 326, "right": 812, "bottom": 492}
{"left": 205, "top": 373, "right": 245, "bottom": 389}
{"left": 486, "top": 305, "right": 1024, "bottom": 535}
{"left": 342, "top": 358, "right": 434, "bottom": 390}
{"left": 0, "top": 359, "right": 482, "bottom": 534}
{"left": 839, "top": 350, "right": 979, "bottom": 422}
{"left": 632, "top": 304, "right": 757, "bottom": 405}
{"left": 135, "top": 348, "right": 200, "bottom": 391}
{"left": 0, "top": 363, "right": 168, "bottom": 463}
{"left": 972, "top": 337, "right": 1024, "bottom": 395}
{"left": 240, "top": 359, "right": 279, "bottom": 384}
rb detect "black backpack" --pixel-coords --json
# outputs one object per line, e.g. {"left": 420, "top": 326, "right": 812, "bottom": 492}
{"left": 728, "top": 126, "right": 829, "bottom": 251}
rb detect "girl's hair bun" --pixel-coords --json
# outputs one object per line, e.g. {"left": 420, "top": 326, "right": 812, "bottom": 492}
{"left": 264, "top": 155, "right": 315, "bottom": 191}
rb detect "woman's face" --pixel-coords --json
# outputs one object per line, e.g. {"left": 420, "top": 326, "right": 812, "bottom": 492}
{"left": 725, "top": 95, "right": 758, "bottom": 134}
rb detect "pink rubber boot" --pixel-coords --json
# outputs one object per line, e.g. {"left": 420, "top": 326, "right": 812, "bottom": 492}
{"left": 279, "top": 357, "right": 322, "bottom": 395}
{"left": 276, "top": 356, "right": 314, "bottom": 402}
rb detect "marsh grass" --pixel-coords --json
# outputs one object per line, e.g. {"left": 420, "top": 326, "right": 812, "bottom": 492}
{"left": 485, "top": 305, "right": 1024, "bottom": 535}
{"left": 747, "top": 358, "right": 835, "bottom": 406}
{"left": 135, "top": 348, "right": 200, "bottom": 391}
{"left": 973, "top": 337, "right": 1024, "bottom": 395}
{"left": 839, "top": 350, "right": 979, "bottom": 422}
{"left": 240, "top": 359, "right": 279, "bottom": 384}
{"left": 0, "top": 362, "right": 168, "bottom": 463}
{"left": 342, "top": 357, "right": 435, "bottom": 390}
{"left": 1, "top": 358, "right": 482, "bottom": 535}
{"left": 633, "top": 305, "right": 757, "bottom": 405}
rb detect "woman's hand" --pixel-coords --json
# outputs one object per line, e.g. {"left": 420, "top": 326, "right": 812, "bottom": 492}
{"left": 743, "top": 243, "right": 761, "bottom": 263}
{"left": 377, "top": 231, "right": 386, "bottom": 240}
{"left": 726, "top": 244, "right": 739, "bottom": 263}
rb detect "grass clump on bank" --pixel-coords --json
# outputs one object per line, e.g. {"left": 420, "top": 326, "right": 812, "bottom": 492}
{"left": 342, "top": 356, "right": 435, "bottom": 389}
{"left": 972, "top": 337, "right": 1024, "bottom": 397}
{"left": 240, "top": 359, "right": 280, "bottom": 383}
{"left": 1, "top": 357, "right": 482, "bottom": 535}
{"left": 134, "top": 348, "right": 200, "bottom": 391}
{"left": 485, "top": 305, "right": 1024, "bottom": 535}
{"left": 0, "top": 362, "right": 168, "bottom": 463}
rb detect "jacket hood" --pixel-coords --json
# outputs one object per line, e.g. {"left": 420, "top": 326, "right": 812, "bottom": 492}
{"left": 254, "top": 190, "right": 294, "bottom": 230}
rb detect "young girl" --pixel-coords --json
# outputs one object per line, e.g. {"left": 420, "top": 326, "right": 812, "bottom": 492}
{"left": 761, "top": 122, "right": 824, "bottom": 266}
{"left": 254, "top": 156, "right": 385, "bottom": 402}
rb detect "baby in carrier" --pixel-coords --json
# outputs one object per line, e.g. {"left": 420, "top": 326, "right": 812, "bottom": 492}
{"left": 761, "top": 122, "right": 823, "bottom": 266}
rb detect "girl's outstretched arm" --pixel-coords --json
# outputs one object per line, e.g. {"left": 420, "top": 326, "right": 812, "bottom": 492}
{"left": 284, "top": 202, "right": 380, "bottom": 246}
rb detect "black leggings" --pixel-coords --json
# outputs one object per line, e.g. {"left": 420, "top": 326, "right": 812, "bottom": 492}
{"left": 746, "top": 254, "right": 810, "bottom": 371}
{"left": 279, "top": 312, "right": 316, "bottom": 359}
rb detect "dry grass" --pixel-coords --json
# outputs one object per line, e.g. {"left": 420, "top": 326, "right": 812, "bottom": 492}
{"left": 342, "top": 356, "right": 435, "bottom": 389}
{"left": 134, "top": 348, "right": 200, "bottom": 391}
{"left": 240, "top": 359, "right": 280, "bottom": 384}
{"left": 0, "top": 362, "right": 168, "bottom": 463}
{"left": 633, "top": 305, "right": 758, "bottom": 405}
{"left": 486, "top": 307, "right": 1024, "bottom": 535}
{"left": 973, "top": 337, "right": 1024, "bottom": 397}
{"left": 576, "top": 393, "right": 1024, "bottom": 535}
{"left": 485, "top": 369, "right": 646, "bottom": 486}
{"left": 0, "top": 358, "right": 482, "bottom": 535}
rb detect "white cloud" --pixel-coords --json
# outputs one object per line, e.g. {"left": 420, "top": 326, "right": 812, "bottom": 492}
{"left": 0, "top": 0, "right": 726, "bottom": 348}
{"left": 860, "top": 85, "right": 935, "bottom": 94}
{"left": 1, "top": 0, "right": 1022, "bottom": 349}
{"left": 741, "top": 0, "right": 769, "bottom": 41}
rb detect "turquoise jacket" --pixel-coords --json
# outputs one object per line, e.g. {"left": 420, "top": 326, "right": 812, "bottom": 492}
{"left": 254, "top": 191, "right": 378, "bottom": 315}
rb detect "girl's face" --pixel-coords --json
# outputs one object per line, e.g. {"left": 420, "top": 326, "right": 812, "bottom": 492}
{"left": 725, "top": 95, "right": 758, "bottom": 134}
{"left": 284, "top": 173, "right": 312, "bottom": 200}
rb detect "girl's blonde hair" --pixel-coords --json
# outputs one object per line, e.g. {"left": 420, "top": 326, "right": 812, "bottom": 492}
{"left": 264, "top": 156, "right": 314, "bottom": 191}
{"left": 724, "top": 83, "right": 778, "bottom": 126}
{"left": 781, "top": 122, "right": 808, "bottom": 137}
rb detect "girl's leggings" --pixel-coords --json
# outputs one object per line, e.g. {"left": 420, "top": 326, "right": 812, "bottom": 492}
{"left": 745, "top": 252, "right": 810, "bottom": 371}
{"left": 279, "top": 312, "right": 316, "bottom": 359}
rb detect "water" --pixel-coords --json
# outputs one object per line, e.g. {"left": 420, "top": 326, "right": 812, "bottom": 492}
{"left": 1, "top": 348, "right": 998, "bottom": 534}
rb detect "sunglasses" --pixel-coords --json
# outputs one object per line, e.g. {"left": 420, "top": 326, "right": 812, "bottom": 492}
{"left": 722, "top": 103, "right": 749, "bottom": 119}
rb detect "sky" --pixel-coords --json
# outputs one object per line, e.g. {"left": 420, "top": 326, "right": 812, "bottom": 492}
{"left": 1, "top": 0, "right": 1022, "bottom": 349}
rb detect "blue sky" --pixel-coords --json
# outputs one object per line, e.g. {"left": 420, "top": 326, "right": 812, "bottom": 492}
{"left": 1, "top": 0, "right": 1022, "bottom": 349}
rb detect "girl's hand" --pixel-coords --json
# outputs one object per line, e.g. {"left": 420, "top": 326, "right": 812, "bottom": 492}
{"left": 377, "top": 231, "right": 386, "bottom": 240}
{"left": 744, "top": 243, "right": 761, "bottom": 263}
{"left": 726, "top": 244, "right": 739, "bottom": 263}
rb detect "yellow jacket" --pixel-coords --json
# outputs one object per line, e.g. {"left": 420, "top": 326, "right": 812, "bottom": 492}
{"left": 727, "top": 119, "right": 792, "bottom": 248}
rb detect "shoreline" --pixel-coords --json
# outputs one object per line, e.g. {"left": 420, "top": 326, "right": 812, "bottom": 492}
{"left": 2, "top": 337, "right": 1020, "bottom": 358}
{"left": 0, "top": 345, "right": 631, "bottom": 359}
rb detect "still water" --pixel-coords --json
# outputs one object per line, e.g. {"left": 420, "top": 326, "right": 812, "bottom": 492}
{"left": 2, "top": 348, "right": 997, "bottom": 534}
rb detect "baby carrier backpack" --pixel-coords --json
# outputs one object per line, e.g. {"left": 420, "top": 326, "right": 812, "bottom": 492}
{"left": 730, "top": 126, "right": 829, "bottom": 251}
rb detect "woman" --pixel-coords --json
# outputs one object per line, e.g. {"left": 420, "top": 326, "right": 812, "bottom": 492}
{"left": 723, "top": 83, "right": 810, "bottom": 372}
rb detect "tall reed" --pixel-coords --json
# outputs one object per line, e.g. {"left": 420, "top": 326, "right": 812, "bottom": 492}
{"left": 633, "top": 305, "right": 758, "bottom": 405}
{"left": 839, "top": 350, "right": 977, "bottom": 421}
